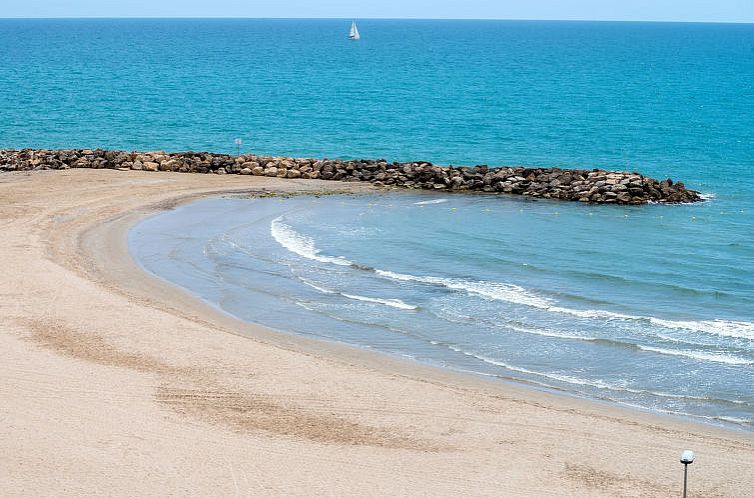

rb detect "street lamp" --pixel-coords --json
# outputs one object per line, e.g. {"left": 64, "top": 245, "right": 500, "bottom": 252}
{"left": 680, "top": 450, "right": 695, "bottom": 498}
{"left": 234, "top": 138, "right": 243, "bottom": 156}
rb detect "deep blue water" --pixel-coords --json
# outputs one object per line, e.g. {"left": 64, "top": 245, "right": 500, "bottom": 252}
{"left": 3, "top": 19, "right": 753, "bottom": 427}
{"left": 1, "top": 19, "right": 752, "bottom": 184}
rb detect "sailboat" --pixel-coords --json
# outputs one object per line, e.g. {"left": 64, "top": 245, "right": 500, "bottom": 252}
{"left": 348, "top": 21, "right": 360, "bottom": 40}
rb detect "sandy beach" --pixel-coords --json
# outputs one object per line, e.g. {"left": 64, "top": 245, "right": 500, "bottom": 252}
{"left": 2, "top": 169, "right": 753, "bottom": 497}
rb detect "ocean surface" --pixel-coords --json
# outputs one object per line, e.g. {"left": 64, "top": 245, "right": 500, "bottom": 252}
{"left": 3, "top": 19, "right": 753, "bottom": 427}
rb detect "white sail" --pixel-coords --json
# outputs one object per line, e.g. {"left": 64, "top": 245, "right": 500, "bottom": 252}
{"left": 349, "top": 21, "right": 360, "bottom": 40}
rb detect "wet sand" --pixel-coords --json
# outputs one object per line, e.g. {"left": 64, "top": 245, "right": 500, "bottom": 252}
{"left": 1, "top": 169, "right": 753, "bottom": 497}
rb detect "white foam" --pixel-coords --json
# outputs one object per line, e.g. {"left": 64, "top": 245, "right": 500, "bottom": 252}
{"left": 375, "top": 270, "right": 552, "bottom": 308}
{"left": 300, "top": 279, "right": 336, "bottom": 294}
{"left": 443, "top": 344, "right": 749, "bottom": 403}
{"left": 413, "top": 198, "right": 449, "bottom": 205}
{"left": 547, "top": 306, "right": 636, "bottom": 320}
{"left": 436, "top": 306, "right": 600, "bottom": 342}
{"left": 446, "top": 345, "right": 618, "bottom": 392}
{"left": 548, "top": 307, "right": 754, "bottom": 341}
{"left": 272, "top": 217, "right": 754, "bottom": 342}
{"left": 270, "top": 216, "right": 353, "bottom": 266}
{"left": 615, "top": 401, "right": 752, "bottom": 427}
{"left": 637, "top": 345, "right": 753, "bottom": 366}
{"left": 445, "top": 344, "right": 541, "bottom": 375}
{"left": 710, "top": 415, "right": 753, "bottom": 425}
{"left": 299, "top": 278, "right": 417, "bottom": 310}
{"left": 700, "top": 192, "right": 716, "bottom": 201}
{"left": 376, "top": 270, "right": 754, "bottom": 340}
{"left": 648, "top": 318, "right": 754, "bottom": 340}
{"left": 341, "top": 293, "right": 418, "bottom": 310}
{"left": 445, "top": 345, "right": 646, "bottom": 393}
{"left": 506, "top": 324, "right": 597, "bottom": 342}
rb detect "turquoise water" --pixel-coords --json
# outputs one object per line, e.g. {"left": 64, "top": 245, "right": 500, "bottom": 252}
{"left": 2, "top": 20, "right": 752, "bottom": 182}
{"left": 3, "top": 19, "right": 754, "bottom": 427}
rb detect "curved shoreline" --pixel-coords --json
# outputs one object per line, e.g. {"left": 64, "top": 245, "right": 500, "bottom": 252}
{"left": 1, "top": 169, "right": 752, "bottom": 496}
{"left": 101, "top": 179, "right": 746, "bottom": 432}
{"left": 129, "top": 192, "right": 753, "bottom": 430}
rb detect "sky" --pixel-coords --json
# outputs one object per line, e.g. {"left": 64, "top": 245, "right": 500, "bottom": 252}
{"left": 3, "top": 0, "right": 753, "bottom": 23}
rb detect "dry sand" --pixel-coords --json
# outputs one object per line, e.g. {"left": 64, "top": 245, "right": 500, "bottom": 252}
{"left": 1, "top": 169, "right": 753, "bottom": 497}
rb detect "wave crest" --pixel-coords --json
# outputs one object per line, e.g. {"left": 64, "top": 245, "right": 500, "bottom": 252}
{"left": 270, "top": 217, "right": 754, "bottom": 342}
{"left": 270, "top": 216, "right": 353, "bottom": 266}
{"left": 299, "top": 278, "right": 418, "bottom": 310}
{"left": 375, "top": 269, "right": 553, "bottom": 308}
{"left": 414, "top": 198, "right": 449, "bottom": 205}
{"left": 637, "top": 345, "right": 752, "bottom": 366}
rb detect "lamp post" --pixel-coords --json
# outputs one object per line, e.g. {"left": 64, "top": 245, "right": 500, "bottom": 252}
{"left": 234, "top": 138, "right": 243, "bottom": 156}
{"left": 680, "top": 450, "right": 694, "bottom": 498}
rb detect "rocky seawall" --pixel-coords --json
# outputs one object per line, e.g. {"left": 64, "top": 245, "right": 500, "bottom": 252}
{"left": 0, "top": 149, "right": 702, "bottom": 204}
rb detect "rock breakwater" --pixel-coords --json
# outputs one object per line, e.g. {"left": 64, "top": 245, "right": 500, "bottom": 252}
{"left": 0, "top": 149, "right": 702, "bottom": 204}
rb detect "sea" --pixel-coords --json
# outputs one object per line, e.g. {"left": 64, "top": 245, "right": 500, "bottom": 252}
{"left": 2, "top": 19, "right": 753, "bottom": 428}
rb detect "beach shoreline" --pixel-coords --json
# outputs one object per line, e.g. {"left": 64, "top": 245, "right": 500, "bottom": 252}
{"left": 127, "top": 189, "right": 753, "bottom": 433}
{"left": 2, "top": 169, "right": 753, "bottom": 497}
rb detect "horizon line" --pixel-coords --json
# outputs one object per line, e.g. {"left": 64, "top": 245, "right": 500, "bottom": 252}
{"left": 1, "top": 16, "right": 753, "bottom": 25}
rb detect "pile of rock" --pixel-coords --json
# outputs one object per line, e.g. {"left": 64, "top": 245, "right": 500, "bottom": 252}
{"left": 0, "top": 149, "right": 702, "bottom": 204}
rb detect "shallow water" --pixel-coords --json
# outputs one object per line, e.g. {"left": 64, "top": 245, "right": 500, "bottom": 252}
{"left": 130, "top": 191, "right": 754, "bottom": 429}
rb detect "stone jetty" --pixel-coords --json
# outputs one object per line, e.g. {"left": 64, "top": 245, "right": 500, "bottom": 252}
{"left": 0, "top": 149, "right": 702, "bottom": 204}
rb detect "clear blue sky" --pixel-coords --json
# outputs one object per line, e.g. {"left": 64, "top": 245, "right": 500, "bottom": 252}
{"left": 4, "top": 0, "right": 753, "bottom": 23}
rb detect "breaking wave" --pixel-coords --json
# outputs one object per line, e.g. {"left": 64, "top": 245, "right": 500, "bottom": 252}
{"left": 441, "top": 343, "right": 750, "bottom": 405}
{"left": 270, "top": 216, "right": 353, "bottom": 266}
{"left": 299, "top": 278, "right": 418, "bottom": 310}
{"left": 374, "top": 269, "right": 553, "bottom": 308}
{"left": 413, "top": 198, "right": 449, "bottom": 205}
{"left": 637, "top": 345, "right": 752, "bottom": 366}
{"left": 271, "top": 216, "right": 754, "bottom": 343}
